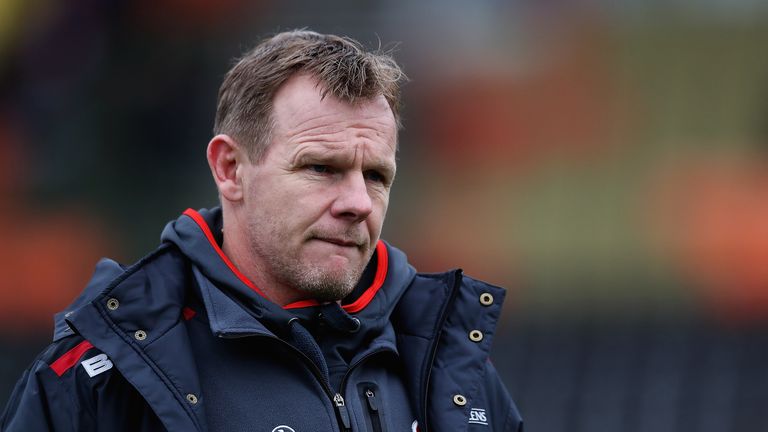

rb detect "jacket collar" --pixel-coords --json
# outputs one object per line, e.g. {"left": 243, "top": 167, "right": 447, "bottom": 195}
{"left": 161, "top": 207, "right": 417, "bottom": 340}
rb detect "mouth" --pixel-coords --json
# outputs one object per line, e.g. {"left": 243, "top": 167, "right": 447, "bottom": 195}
{"left": 315, "top": 237, "right": 361, "bottom": 248}
{"left": 311, "top": 236, "right": 365, "bottom": 249}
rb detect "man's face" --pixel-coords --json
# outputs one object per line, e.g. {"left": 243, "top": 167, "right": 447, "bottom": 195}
{"left": 236, "top": 74, "right": 397, "bottom": 302}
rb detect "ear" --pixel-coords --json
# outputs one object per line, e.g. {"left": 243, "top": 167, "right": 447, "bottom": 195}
{"left": 206, "top": 134, "right": 247, "bottom": 202}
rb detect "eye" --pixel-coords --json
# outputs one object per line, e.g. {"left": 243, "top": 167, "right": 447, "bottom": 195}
{"left": 308, "top": 164, "right": 330, "bottom": 174}
{"left": 364, "top": 170, "right": 387, "bottom": 184}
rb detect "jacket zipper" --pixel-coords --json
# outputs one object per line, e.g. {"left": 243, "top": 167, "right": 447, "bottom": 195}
{"left": 333, "top": 393, "right": 352, "bottom": 430}
{"left": 284, "top": 338, "right": 351, "bottom": 431}
{"left": 419, "top": 270, "right": 464, "bottom": 432}
{"left": 364, "top": 388, "right": 384, "bottom": 432}
{"left": 240, "top": 335, "right": 392, "bottom": 431}
{"left": 336, "top": 348, "right": 391, "bottom": 430}
{"left": 236, "top": 334, "right": 353, "bottom": 431}
{"left": 220, "top": 326, "right": 389, "bottom": 432}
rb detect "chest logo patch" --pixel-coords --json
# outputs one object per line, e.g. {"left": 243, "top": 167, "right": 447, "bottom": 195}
{"left": 80, "top": 354, "right": 113, "bottom": 377}
{"left": 271, "top": 426, "right": 296, "bottom": 432}
{"left": 469, "top": 408, "right": 489, "bottom": 426}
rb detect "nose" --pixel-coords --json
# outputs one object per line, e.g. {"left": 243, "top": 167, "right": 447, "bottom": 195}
{"left": 330, "top": 172, "right": 373, "bottom": 222}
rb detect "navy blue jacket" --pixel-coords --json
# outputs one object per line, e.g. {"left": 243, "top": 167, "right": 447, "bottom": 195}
{"left": 2, "top": 208, "right": 522, "bottom": 431}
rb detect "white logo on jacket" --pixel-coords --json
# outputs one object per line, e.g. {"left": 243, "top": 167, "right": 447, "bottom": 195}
{"left": 80, "top": 354, "right": 113, "bottom": 377}
{"left": 469, "top": 407, "right": 489, "bottom": 425}
{"left": 271, "top": 426, "right": 295, "bottom": 432}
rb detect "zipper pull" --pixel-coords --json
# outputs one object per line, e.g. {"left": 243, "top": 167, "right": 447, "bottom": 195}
{"left": 365, "top": 388, "right": 379, "bottom": 412}
{"left": 333, "top": 393, "right": 352, "bottom": 430}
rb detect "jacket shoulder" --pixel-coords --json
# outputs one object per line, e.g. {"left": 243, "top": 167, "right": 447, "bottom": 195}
{"left": 3, "top": 245, "right": 184, "bottom": 430}
{"left": 407, "top": 271, "right": 508, "bottom": 301}
{"left": 53, "top": 244, "right": 181, "bottom": 342}
{"left": 396, "top": 270, "right": 508, "bottom": 330}
{"left": 3, "top": 329, "right": 165, "bottom": 431}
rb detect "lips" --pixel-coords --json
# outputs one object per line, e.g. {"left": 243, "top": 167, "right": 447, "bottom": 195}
{"left": 315, "top": 237, "right": 361, "bottom": 248}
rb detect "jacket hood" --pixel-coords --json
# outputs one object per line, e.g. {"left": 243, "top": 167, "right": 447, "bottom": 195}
{"left": 159, "top": 207, "right": 417, "bottom": 338}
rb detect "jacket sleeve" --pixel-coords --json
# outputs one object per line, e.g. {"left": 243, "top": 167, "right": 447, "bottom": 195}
{"left": 471, "top": 360, "right": 523, "bottom": 432}
{"left": 1, "top": 359, "right": 81, "bottom": 432}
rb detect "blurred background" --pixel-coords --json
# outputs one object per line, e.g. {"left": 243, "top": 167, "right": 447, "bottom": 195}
{"left": 2, "top": 1, "right": 768, "bottom": 430}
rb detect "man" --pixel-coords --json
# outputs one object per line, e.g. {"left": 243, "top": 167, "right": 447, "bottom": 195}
{"left": 1, "top": 30, "right": 522, "bottom": 431}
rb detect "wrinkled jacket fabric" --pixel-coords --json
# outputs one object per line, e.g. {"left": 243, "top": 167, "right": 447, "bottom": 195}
{"left": 2, "top": 208, "right": 523, "bottom": 431}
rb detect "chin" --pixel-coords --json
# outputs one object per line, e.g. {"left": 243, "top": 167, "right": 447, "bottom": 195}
{"left": 294, "top": 265, "right": 360, "bottom": 302}
{"left": 319, "top": 257, "right": 361, "bottom": 279}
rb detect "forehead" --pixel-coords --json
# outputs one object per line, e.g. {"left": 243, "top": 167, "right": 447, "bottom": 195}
{"left": 270, "top": 74, "right": 397, "bottom": 147}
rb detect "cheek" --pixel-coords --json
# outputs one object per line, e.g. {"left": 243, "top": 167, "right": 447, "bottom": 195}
{"left": 368, "top": 198, "right": 390, "bottom": 232}
{"left": 294, "top": 187, "right": 332, "bottom": 212}
{"left": 249, "top": 176, "right": 308, "bottom": 209}
{"left": 376, "top": 192, "right": 390, "bottom": 214}
{"left": 269, "top": 185, "right": 336, "bottom": 232}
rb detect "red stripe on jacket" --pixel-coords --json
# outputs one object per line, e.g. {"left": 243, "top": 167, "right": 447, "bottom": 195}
{"left": 50, "top": 340, "right": 95, "bottom": 377}
{"left": 183, "top": 208, "right": 389, "bottom": 313}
